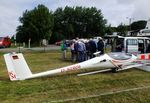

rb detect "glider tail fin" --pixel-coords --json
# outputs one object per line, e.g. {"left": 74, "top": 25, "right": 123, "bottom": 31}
{"left": 4, "top": 53, "right": 32, "bottom": 81}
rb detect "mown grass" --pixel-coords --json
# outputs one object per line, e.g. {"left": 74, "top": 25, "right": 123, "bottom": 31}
{"left": 0, "top": 50, "right": 150, "bottom": 103}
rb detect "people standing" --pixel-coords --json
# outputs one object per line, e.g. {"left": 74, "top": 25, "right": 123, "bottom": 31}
{"left": 61, "top": 40, "right": 67, "bottom": 60}
{"left": 97, "top": 38, "right": 104, "bottom": 55}
{"left": 74, "top": 40, "right": 79, "bottom": 62}
{"left": 85, "top": 40, "right": 90, "bottom": 60}
{"left": 70, "top": 40, "right": 76, "bottom": 62}
{"left": 88, "top": 39, "right": 97, "bottom": 58}
{"left": 77, "top": 41, "right": 86, "bottom": 62}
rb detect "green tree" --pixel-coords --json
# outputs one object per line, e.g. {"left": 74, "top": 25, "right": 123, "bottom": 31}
{"left": 16, "top": 4, "right": 54, "bottom": 45}
{"left": 52, "top": 7, "right": 65, "bottom": 42}
{"left": 131, "top": 20, "right": 147, "bottom": 31}
{"left": 117, "top": 23, "right": 128, "bottom": 36}
{"left": 105, "top": 24, "right": 114, "bottom": 35}
{"left": 52, "top": 6, "right": 106, "bottom": 42}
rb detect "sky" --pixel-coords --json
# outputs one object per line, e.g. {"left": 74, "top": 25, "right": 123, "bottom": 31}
{"left": 0, "top": 0, "right": 150, "bottom": 37}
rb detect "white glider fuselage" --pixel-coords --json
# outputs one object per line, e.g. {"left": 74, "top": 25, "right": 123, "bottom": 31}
{"left": 28, "top": 53, "right": 138, "bottom": 79}
{"left": 4, "top": 53, "right": 138, "bottom": 81}
{"left": 29, "top": 54, "right": 113, "bottom": 79}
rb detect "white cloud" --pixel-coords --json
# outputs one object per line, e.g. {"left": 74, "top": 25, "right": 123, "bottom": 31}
{"left": 0, "top": 0, "right": 149, "bottom": 37}
{"left": 0, "top": 0, "right": 33, "bottom": 37}
{"left": 132, "top": 0, "right": 150, "bottom": 20}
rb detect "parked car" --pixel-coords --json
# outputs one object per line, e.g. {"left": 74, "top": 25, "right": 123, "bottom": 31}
{"left": 0, "top": 37, "right": 11, "bottom": 48}
{"left": 55, "top": 41, "right": 62, "bottom": 46}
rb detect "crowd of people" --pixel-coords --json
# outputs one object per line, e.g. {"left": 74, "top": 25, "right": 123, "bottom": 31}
{"left": 61, "top": 37, "right": 104, "bottom": 62}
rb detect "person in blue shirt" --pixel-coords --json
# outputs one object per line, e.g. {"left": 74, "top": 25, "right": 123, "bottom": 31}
{"left": 77, "top": 41, "right": 86, "bottom": 62}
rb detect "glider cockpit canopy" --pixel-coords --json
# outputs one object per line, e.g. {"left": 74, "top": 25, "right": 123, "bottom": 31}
{"left": 107, "top": 53, "right": 132, "bottom": 60}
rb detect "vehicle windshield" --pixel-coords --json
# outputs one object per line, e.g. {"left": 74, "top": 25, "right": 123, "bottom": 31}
{"left": 108, "top": 52, "right": 132, "bottom": 60}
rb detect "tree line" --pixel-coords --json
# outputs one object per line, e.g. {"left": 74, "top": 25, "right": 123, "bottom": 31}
{"left": 15, "top": 4, "right": 147, "bottom": 45}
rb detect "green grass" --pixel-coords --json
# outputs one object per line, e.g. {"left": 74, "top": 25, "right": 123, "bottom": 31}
{"left": 0, "top": 50, "right": 150, "bottom": 103}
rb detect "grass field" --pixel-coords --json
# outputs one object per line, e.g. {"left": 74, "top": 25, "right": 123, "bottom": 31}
{"left": 0, "top": 50, "right": 150, "bottom": 103}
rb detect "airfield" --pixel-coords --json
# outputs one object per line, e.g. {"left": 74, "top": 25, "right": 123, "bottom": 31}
{"left": 0, "top": 47, "right": 150, "bottom": 103}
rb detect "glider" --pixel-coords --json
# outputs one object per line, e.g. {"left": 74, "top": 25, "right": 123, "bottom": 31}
{"left": 4, "top": 52, "right": 150, "bottom": 81}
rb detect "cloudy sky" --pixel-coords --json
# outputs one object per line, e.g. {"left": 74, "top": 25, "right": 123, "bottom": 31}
{"left": 0, "top": 0, "right": 150, "bottom": 37}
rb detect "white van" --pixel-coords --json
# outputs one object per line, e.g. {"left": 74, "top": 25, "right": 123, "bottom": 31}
{"left": 105, "top": 36, "right": 150, "bottom": 54}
